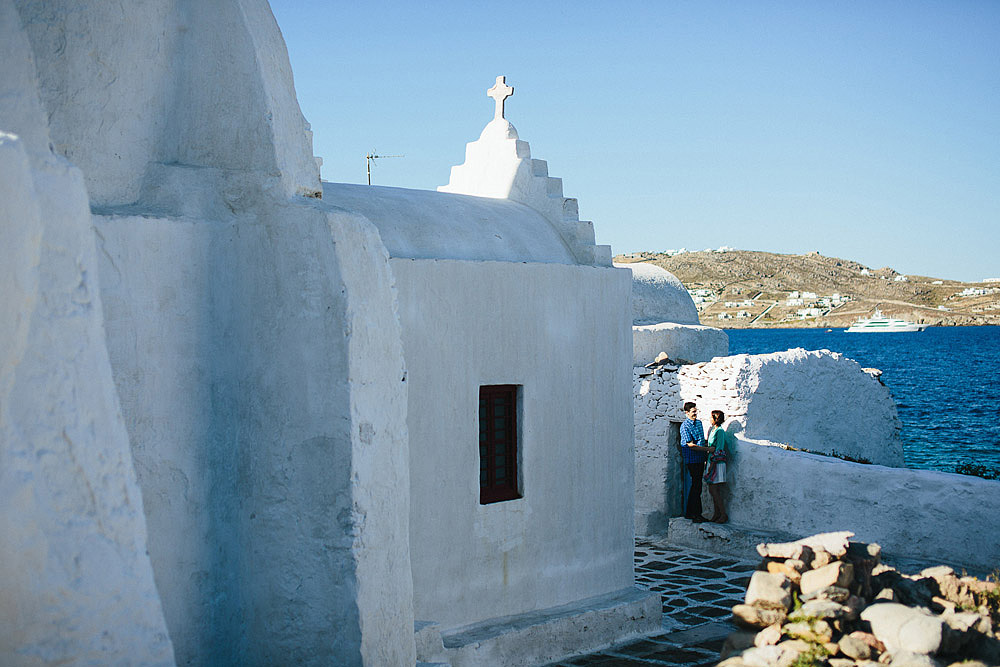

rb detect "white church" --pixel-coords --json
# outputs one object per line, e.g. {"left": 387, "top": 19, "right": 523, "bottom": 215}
{"left": 1, "top": 2, "right": 668, "bottom": 664}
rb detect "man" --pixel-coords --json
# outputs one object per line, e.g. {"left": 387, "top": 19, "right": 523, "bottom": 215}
{"left": 679, "top": 402, "right": 711, "bottom": 522}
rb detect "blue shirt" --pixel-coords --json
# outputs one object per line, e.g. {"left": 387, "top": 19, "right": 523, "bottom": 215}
{"left": 680, "top": 418, "right": 707, "bottom": 464}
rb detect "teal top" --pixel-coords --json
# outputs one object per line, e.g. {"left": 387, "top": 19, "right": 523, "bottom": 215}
{"left": 707, "top": 427, "right": 732, "bottom": 454}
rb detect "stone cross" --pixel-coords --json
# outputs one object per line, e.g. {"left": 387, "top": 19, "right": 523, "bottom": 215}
{"left": 487, "top": 75, "right": 514, "bottom": 121}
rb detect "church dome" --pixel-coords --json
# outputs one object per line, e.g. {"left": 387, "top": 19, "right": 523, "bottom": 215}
{"left": 614, "top": 262, "right": 700, "bottom": 326}
{"left": 323, "top": 182, "right": 578, "bottom": 265}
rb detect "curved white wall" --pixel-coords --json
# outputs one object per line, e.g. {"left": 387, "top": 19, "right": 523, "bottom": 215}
{"left": 1, "top": 5, "right": 174, "bottom": 662}
{"left": 15, "top": 0, "right": 320, "bottom": 206}
{"left": 615, "top": 262, "right": 700, "bottom": 326}
{"left": 95, "top": 201, "right": 415, "bottom": 666}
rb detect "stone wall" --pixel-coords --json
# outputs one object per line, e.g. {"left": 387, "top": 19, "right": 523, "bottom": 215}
{"left": 634, "top": 348, "right": 906, "bottom": 536}
{"left": 633, "top": 322, "right": 729, "bottom": 365}
{"left": 722, "top": 438, "right": 1000, "bottom": 573}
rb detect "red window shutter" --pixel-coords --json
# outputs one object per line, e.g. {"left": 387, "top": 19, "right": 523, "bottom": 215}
{"left": 479, "top": 385, "right": 520, "bottom": 504}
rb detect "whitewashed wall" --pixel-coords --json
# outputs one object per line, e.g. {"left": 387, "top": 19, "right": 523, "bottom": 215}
{"left": 725, "top": 438, "right": 1000, "bottom": 572}
{"left": 14, "top": 0, "right": 320, "bottom": 206}
{"left": 95, "top": 202, "right": 415, "bottom": 666}
{"left": 22, "top": 0, "right": 416, "bottom": 663}
{"left": 392, "top": 259, "right": 635, "bottom": 629}
{"left": 633, "top": 322, "right": 729, "bottom": 365}
{"left": 634, "top": 348, "right": 906, "bottom": 535}
{"left": 1, "top": 4, "right": 173, "bottom": 663}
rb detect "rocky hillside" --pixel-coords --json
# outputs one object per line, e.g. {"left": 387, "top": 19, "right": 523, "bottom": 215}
{"left": 615, "top": 250, "right": 1000, "bottom": 329}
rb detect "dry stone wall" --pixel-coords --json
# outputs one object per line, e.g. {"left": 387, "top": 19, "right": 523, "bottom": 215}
{"left": 721, "top": 531, "right": 1000, "bottom": 667}
{"left": 634, "top": 348, "right": 905, "bottom": 535}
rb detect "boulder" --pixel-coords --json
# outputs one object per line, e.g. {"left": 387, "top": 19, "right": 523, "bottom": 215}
{"left": 757, "top": 541, "right": 814, "bottom": 562}
{"left": 789, "top": 599, "right": 850, "bottom": 622}
{"left": 783, "top": 619, "right": 833, "bottom": 644}
{"left": 754, "top": 624, "right": 782, "bottom": 647}
{"left": 887, "top": 650, "right": 943, "bottom": 666}
{"left": 766, "top": 561, "right": 802, "bottom": 585}
{"left": 839, "top": 633, "right": 873, "bottom": 660}
{"left": 732, "top": 604, "right": 788, "bottom": 629}
{"left": 861, "top": 603, "right": 944, "bottom": 655}
{"left": 801, "top": 561, "right": 855, "bottom": 596}
{"left": 796, "top": 531, "right": 854, "bottom": 558}
{"left": 801, "top": 585, "right": 851, "bottom": 603}
{"left": 745, "top": 572, "right": 794, "bottom": 611}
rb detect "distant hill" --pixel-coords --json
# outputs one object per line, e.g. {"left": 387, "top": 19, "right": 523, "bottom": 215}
{"left": 614, "top": 250, "right": 1000, "bottom": 328}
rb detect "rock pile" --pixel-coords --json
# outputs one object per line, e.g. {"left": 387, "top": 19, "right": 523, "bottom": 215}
{"left": 720, "top": 531, "right": 1000, "bottom": 667}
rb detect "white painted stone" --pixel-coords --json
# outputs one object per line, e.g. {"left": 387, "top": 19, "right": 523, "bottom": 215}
{"left": 633, "top": 322, "right": 729, "bottom": 365}
{"left": 95, "top": 194, "right": 416, "bottom": 667}
{"left": 673, "top": 348, "right": 904, "bottom": 467}
{"left": 4, "top": 5, "right": 658, "bottom": 664}
{"left": 724, "top": 437, "right": 1000, "bottom": 572}
{"left": 15, "top": 0, "right": 320, "bottom": 207}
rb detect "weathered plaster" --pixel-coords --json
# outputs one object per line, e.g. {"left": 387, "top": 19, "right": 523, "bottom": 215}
{"left": 1, "top": 6, "right": 174, "bottom": 662}
{"left": 15, "top": 0, "right": 320, "bottom": 206}
{"left": 95, "top": 200, "right": 415, "bottom": 666}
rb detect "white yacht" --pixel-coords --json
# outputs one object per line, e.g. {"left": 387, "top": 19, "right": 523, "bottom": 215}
{"left": 846, "top": 308, "right": 926, "bottom": 333}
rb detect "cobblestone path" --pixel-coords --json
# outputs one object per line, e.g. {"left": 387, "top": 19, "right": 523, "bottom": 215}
{"left": 545, "top": 540, "right": 757, "bottom": 667}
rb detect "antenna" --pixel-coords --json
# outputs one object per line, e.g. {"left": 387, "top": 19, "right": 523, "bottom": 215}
{"left": 365, "top": 150, "right": 404, "bottom": 185}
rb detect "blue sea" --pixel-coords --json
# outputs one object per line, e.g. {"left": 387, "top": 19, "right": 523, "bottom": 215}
{"left": 725, "top": 326, "right": 1000, "bottom": 473}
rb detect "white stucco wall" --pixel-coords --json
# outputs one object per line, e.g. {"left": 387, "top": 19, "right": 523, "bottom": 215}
{"left": 15, "top": 0, "right": 320, "bottom": 206}
{"left": 633, "top": 322, "right": 729, "bottom": 365}
{"left": 95, "top": 202, "right": 415, "bottom": 666}
{"left": 724, "top": 438, "right": 1000, "bottom": 572}
{"left": 392, "top": 259, "right": 634, "bottom": 629}
{"left": 1, "top": 6, "right": 174, "bottom": 662}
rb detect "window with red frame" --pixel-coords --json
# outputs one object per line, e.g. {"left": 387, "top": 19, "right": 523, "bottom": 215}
{"left": 479, "top": 385, "right": 520, "bottom": 504}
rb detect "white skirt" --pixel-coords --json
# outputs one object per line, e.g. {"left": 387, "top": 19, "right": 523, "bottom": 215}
{"left": 707, "top": 462, "right": 727, "bottom": 484}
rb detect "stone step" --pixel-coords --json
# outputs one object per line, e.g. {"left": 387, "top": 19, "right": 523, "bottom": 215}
{"left": 416, "top": 587, "right": 661, "bottom": 667}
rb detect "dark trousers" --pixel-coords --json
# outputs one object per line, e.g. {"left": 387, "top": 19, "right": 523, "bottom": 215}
{"left": 685, "top": 462, "right": 705, "bottom": 519}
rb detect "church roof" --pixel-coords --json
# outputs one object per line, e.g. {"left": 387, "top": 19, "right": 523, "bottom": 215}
{"left": 322, "top": 182, "right": 578, "bottom": 264}
{"left": 614, "top": 262, "right": 701, "bottom": 326}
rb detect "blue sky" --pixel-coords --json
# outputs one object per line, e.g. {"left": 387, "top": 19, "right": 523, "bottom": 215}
{"left": 270, "top": 1, "right": 999, "bottom": 282}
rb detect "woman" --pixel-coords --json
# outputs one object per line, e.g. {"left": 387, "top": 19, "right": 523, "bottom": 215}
{"left": 704, "top": 409, "right": 732, "bottom": 523}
